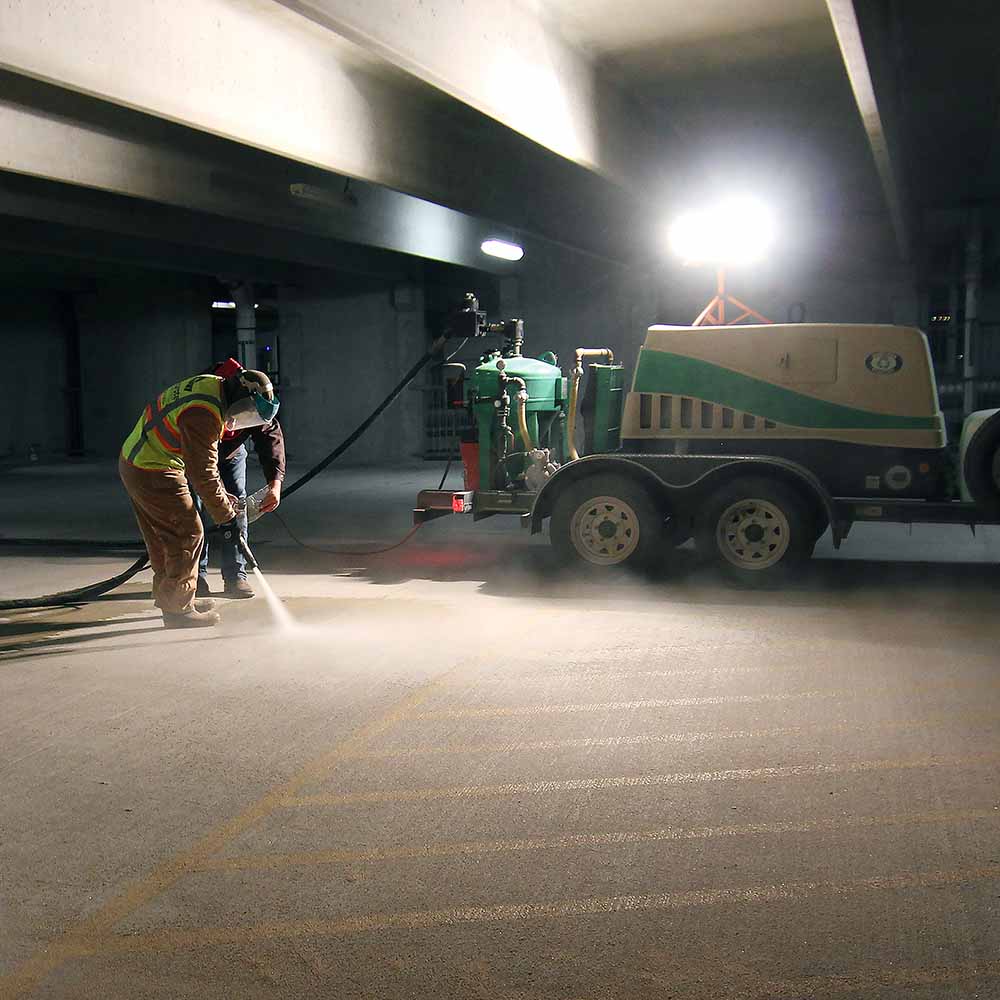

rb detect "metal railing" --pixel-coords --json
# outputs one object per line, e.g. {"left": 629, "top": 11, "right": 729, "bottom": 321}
{"left": 935, "top": 321, "right": 1000, "bottom": 413}
{"left": 417, "top": 385, "right": 471, "bottom": 458}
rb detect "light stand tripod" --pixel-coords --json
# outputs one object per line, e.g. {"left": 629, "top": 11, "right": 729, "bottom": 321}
{"left": 692, "top": 268, "right": 772, "bottom": 327}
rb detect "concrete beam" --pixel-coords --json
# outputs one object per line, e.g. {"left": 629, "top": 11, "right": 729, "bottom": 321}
{"left": 273, "top": 0, "right": 640, "bottom": 181}
{"left": 0, "top": 75, "right": 509, "bottom": 273}
{"left": 0, "top": 0, "right": 428, "bottom": 195}
{"left": 825, "top": 0, "right": 910, "bottom": 263}
{"left": 0, "top": 0, "right": 646, "bottom": 205}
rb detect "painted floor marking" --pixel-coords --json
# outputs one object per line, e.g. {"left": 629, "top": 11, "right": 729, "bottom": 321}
{"left": 447, "top": 650, "right": 1000, "bottom": 686}
{"left": 0, "top": 673, "right": 454, "bottom": 1000}
{"left": 195, "top": 806, "right": 1000, "bottom": 874}
{"left": 74, "top": 863, "right": 1000, "bottom": 956}
{"left": 350, "top": 713, "right": 994, "bottom": 760}
{"left": 412, "top": 690, "right": 835, "bottom": 720}
{"left": 282, "top": 751, "right": 1000, "bottom": 809}
{"left": 411, "top": 675, "right": 990, "bottom": 721}
{"left": 444, "top": 665, "right": 771, "bottom": 686}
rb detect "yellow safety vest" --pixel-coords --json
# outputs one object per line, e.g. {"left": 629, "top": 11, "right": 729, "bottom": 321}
{"left": 121, "top": 375, "right": 225, "bottom": 471}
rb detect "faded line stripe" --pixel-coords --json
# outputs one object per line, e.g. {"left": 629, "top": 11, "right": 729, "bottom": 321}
{"left": 444, "top": 666, "right": 770, "bottom": 686}
{"left": 91, "top": 864, "right": 1000, "bottom": 956}
{"left": 281, "top": 752, "right": 1000, "bottom": 809}
{"left": 413, "top": 690, "right": 834, "bottom": 720}
{"left": 349, "top": 715, "right": 983, "bottom": 761}
{"left": 412, "top": 676, "right": 998, "bottom": 720}
{"left": 195, "top": 807, "right": 1000, "bottom": 874}
{"left": 737, "top": 958, "right": 1000, "bottom": 999}
{"left": 0, "top": 675, "right": 453, "bottom": 1000}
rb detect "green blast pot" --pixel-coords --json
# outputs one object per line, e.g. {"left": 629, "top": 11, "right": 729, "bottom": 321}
{"left": 472, "top": 355, "right": 567, "bottom": 491}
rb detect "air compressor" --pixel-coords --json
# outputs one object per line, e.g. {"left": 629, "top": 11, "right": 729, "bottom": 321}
{"left": 415, "top": 296, "right": 1000, "bottom": 582}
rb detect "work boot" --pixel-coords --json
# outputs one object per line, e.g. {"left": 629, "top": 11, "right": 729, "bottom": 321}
{"left": 194, "top": 598, "right": 216, "bottom": 612}
{"left": 196, "top": 577, "right": 212, "bottom": 598}
{"left": 162, "top": 608, "right": 221, "bottom": 629}
{"left": 224, "top": 578, "right": 255, "bottom": 599}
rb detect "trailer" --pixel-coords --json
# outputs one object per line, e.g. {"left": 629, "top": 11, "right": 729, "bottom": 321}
{"left": 415, "top": 297, "right": 1000, "bottom": 582}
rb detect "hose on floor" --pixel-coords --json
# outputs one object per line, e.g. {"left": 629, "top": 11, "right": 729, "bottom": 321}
{"left": 0, "top": 339, "right": 446, "bottom": 611}
{"left": 273, "top": 511, "right": 422, "bottom": 556}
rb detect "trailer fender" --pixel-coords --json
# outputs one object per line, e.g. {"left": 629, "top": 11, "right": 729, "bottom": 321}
{"left": 690, "top": 458, "right": 841, "bottom": 548}
{"left": 530, "top": 456, "right": 678, "bottom": 534}
{"left": 531, "top": 454, "right": 841, "bottom": 547}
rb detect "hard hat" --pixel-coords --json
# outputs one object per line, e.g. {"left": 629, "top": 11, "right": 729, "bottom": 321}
{"left": 223, "top": 370, "right": 279, "bottom": 431}
{"left": 213, "top": 357, "right": 244, "bottom": 379}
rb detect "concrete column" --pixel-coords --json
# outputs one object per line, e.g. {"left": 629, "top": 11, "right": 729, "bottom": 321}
{"left": 947, "top": 277, "right": 960, "bottom": 378}
{"left": 231, "top": 282, "right": 256, "bottom": 371}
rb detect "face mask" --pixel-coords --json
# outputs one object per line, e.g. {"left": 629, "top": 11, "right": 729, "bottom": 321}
{"left": 224, "top": 393, "right": 280, "bottom": 431}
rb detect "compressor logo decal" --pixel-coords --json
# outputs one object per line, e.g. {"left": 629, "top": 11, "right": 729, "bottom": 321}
{"left": 865, "top": 351, "right": 903, "bottom": 374}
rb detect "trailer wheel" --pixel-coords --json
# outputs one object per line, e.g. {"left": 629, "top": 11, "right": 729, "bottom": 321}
{"left": 963, "top": 412, "right": 1000, "bottom": 516}
{"left": 698, "top": 477, "right": 814, "bottom": 582}
{"left": 550, "top": 474, "right": 664, "bottom": 569}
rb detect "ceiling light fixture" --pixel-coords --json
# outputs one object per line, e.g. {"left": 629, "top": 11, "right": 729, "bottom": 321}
{"left": 481, "top": 238, "right": 524, "bottom": 261}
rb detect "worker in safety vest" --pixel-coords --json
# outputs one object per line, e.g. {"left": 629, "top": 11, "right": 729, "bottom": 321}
{"left": 119, "top": 369, "right": 279, "bottom": 628}
{"left": 194, "top": 358, "right": 285, "bottom": 600}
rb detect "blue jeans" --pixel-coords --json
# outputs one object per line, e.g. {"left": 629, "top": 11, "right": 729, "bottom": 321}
{"left": 196, "top": 444, "right": 248, "bottom": 583}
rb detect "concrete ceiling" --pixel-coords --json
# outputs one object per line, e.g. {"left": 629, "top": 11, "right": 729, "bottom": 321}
{"left": 2, "top": 0, "right": 996, "bottom": 283}
{"left": 544, "top": 0, "right": 833, "bottom": 77}
{"left": 538, "top": 0, "right": 896, "bottom": 271}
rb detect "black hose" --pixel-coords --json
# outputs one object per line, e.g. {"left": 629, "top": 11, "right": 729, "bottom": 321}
{"left": 0, "top": 338, "right": 445, "bottom": 611}
{"left": 282, "top": 339, "right": 443, "bottom": 500}
{"left": 0, "top": 553, "right": 150, "bottom": 611}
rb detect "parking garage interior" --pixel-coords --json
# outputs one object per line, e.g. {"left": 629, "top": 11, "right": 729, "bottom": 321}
{"left": 2, "top": 2, "right": 1000, "bottom": 998}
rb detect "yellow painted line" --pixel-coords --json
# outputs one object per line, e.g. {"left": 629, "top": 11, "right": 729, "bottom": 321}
{"left": 412, "top": 690, "right": 834, "bottom": 720}
{"left": 444, "top": 665, "right": 770, "bottom": 685}
{"left": 282, "top": 751, "right": 1000, "bottom": 809}
{"left": 350, "top": 714, "right": 986, "bottom": 761}
{"left": 0, "top": 674, "right": 453, "bottom": 1000}
{"left": 412, "top": 675, "right": 995, "bottom": 720}
{"left": 195, "top": 807, "right": 1000, "bottom": 874}
{"left": 80, "top": 863, "right": 1000, "bottom": 956}
{"left": 737, "top": 959, "right": 1000, "bottom": 999}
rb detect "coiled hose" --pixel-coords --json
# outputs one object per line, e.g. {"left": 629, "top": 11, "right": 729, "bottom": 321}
{"left": 0, "top": 338, "right": 445, "bottom": 611}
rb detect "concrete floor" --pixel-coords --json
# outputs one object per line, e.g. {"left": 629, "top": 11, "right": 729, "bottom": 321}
{"left": 1, "top": 461, "right": 999, "bottom": 1000}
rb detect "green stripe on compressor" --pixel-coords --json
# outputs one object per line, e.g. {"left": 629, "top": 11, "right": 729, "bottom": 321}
{"left": 632, "top": 351, "right": 940, "bottom": 431}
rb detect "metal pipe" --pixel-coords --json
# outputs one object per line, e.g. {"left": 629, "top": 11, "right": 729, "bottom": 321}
{"left": 502, "top": 375, "right": 533, "bottom": 451}
{"left": 566, "top": 348, "right": 614, "bottom": 461}
{"left": 497, "top": 362, "right": 532, "bottom": 454}
{"left": 516, "top": 389, "right": 532, "bottom": 451}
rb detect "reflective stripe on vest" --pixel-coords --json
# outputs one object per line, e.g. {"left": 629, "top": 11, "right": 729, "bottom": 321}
{"left": 121, "top": 375, "right": 224, "bottom": 470}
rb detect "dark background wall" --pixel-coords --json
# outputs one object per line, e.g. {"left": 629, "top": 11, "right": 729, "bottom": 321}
{"left": 1, "top": 294, "right": 68, "bottom": 458}
{"left": 0, "top": 242, "right": 931, "bottom": 467}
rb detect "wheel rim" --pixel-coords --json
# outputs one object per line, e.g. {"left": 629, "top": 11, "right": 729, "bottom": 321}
{"left": 569, "top": 495, "right": 641, "bottom": 565}
{"left": 716, "top": 497, "right": 790, "bottom": 570}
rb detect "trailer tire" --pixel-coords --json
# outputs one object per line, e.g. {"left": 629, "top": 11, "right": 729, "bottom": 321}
{"left": 963, "top": 412, "right": 1000, "bottom": 516}
{"left": 698, "top": 477, "right": 815, "bottom": 583}
{"left": 550, "top": 474, "right": 664, "bottom": 569}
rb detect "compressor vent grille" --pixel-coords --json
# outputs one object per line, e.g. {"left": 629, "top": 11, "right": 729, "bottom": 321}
{"left": 636, "top": 393, "right": 777, "bottom": 435}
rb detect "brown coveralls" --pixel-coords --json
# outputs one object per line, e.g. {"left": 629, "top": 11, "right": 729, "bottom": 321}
{"left": 119, "top": 408, "right": 236, "bottom": 614}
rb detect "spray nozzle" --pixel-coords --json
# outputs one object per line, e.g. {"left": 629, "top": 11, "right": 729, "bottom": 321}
{"left": 217, "top": 519, "right": 259, "bottom": 571}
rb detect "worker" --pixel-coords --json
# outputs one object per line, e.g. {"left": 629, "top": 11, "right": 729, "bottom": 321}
{"left": 194, "top": 358, "right": 285, "bottom": 599}
{"left": 119, "top": 368, "right": 280, "bottom": 628}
